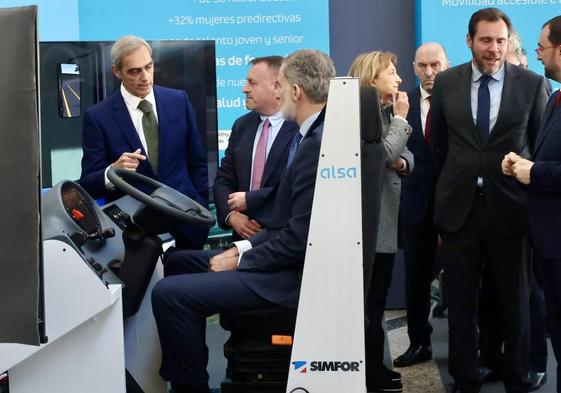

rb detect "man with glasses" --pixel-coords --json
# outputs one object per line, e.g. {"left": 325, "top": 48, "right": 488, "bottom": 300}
{"left": 503, "top": 15, "right": 561, "bottom": 393}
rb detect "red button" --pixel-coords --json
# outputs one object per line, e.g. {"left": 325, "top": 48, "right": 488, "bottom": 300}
{"left": 72, "top": 209, "right": 85, "bottom": 220}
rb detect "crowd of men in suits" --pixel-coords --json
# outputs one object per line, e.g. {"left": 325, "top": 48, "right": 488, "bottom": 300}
{"left": 77, "top": 7, "right": 561, "bottom": 393}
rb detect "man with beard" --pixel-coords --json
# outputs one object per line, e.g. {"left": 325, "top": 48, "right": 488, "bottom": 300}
{"left": 395, "top": 42, "right": 449, "bottom": 368}
{"left": 151, "top": 49, "right": 335, "bottom": 393}
{"left": 502, "top": 15, "right": 561, "bottom": 393}
{"left": 430, "top": 7, "right": 548, "bottom": 393}
{"left": 214, "top": 56, "right": 298, "bottom": 241}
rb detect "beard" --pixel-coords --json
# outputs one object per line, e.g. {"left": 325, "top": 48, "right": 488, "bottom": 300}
{"left": 281, "top": 98, "right": 297, "bottom": 122}
{"left": 544, "top": 65, "right": 555, "bottom": 80}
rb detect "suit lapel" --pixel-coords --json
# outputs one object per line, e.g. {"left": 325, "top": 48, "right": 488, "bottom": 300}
{"left": 534, "top": 92, "right": 560, "bottom": 156}
{"left": 490, "top": 63, "right": 518, "bottom": 145}
{"left": 153, "top": 86, "right": 180, "bottom": 176}
{"left": 261, "top": 121, "right": 294, "bottom": 185}
{"left": 409, "top": 88, "right": 430, "bottom": 159}
{"left": 457, "top": 63, "right": 481, "bottom": 146}
{"left": 239, "top": 113, "right": 261, "bottom": 190}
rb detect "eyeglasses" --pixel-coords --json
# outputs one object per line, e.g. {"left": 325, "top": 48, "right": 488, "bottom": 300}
{"left": 535, "top": 44, "right": 561, "bottom": 54}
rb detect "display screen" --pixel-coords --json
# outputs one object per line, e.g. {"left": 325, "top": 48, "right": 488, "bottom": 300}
{"left": 58, "top": 63, "right": 81, "bottom": 118}
{"left": 40, "top": 41, "right": 218, "bottom": 199}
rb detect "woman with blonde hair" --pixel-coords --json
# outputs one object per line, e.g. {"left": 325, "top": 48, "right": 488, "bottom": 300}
{"left": 349, "top": 50, "right": 413, "bottom": 393}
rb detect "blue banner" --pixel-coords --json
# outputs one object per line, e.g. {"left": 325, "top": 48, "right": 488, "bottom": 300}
{"left": 418, "top": 1, "right": 559, "bottom": 85}
{"left": 1, "top": 0, "right": 329, "bottom": 155}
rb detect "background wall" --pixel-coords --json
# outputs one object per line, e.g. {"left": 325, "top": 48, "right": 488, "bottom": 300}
{"left": 329, "top": 0, "right": 417, "bottom": 92}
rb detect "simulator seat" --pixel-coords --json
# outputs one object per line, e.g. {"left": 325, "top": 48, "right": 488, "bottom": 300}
{"left": 220, "top": 307, "right": 296, "bottom": 393}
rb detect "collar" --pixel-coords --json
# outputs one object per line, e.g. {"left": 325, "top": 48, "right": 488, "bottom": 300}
{"left": 120, "top": 83, "right": 156, "bottom": 109}
{"left": 299, "top": 110, "right": 321, "bottom": 137}
{"left": 260, "top": 111, "right": 284, "bottom": 128}
{"left": 471, "top": 61, "right": 505, "bottom": 83}
{"left": 420, "top": 86, "right": 431, "bottom": 101}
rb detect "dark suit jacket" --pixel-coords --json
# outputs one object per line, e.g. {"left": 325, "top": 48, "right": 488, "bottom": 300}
{"left": 431, "top": 62, "right": 547, "bottom": 235}
{"left": 401, "top": 87, "right": 439, "bottom": 226}
{"left": 527, "top": 91, "right": 561, "bottom": 259}
{"left": 79, "top": 85, "right": 209, "bottom": 246}
{"left": 213, "top": 111, "right": 298, "bottom": 239}
{"left": 236, "top": 110, "right": 325, "bottom": 309}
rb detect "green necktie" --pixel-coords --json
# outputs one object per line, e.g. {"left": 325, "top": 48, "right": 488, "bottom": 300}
{"left": 137, "top": 99, "right": 159, "bottom": 174}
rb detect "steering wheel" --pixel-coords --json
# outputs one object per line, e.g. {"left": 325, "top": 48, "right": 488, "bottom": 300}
{"left": 107, "top": 167, "right": 215, "bottom": 229}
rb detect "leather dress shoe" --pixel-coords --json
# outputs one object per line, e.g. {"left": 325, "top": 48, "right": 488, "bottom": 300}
{"left": 528, "top": 370, "right": 547, "bottom": 391}
{"left": 393, "top": 344, "right": 432, "bottom": 367}
{"left": 479, "top": 366, "right": 501, "bottom": 383}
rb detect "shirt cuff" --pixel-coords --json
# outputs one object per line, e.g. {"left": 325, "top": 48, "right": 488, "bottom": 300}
{"left": 232, "top": 240, "right": 252, "bottom": 266}
{"left": 104, "top": 166, "right": 115, "bottom": 190}
{"left": 224, "top": 211, "right": 235, "bottom": 227}
{"left": 393, "top": 115, "right": 407, "bottom": 122}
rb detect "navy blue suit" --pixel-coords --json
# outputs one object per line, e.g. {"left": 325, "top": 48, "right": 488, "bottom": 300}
{"left": 527, "top": 90, "right": 561, "bottom": 390}
{"left": 213, "top": 111, "right": 298, "bottom": 240}
{"left": 400, "top": 87, "right": 440, "bottom": 348}
{"left": 151, "top": 111, "right": 325, "bottom": 388}
{"left": 79, "top": 85, "right": 209, "bottom": 247}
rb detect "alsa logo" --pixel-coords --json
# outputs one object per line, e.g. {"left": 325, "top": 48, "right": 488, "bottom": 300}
{"left": 320, "top": 166, "right": 357, "bottom": 179}
{"left": 292, "top": 360, "right": 362, "bottom": 373}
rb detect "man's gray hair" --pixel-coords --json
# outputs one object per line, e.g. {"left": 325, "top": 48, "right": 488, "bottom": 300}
{"left": 282, "top": 49, "right": 335, "bottom": 104}
{"left": 111, "top": 35, "right": 152, "bottom": 69}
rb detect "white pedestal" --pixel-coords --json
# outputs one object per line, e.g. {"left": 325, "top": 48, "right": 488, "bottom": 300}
{"left": 0, "top": 239, "right": 126, "bottom": 393}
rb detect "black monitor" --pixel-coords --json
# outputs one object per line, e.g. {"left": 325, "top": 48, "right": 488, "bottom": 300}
{"left": 39, "top": 40, "right": 218, "bottom": 200}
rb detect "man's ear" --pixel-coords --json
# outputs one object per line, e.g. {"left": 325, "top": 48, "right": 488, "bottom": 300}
{"left": 466, "top": 33, "right": 473, "bottom": 50}
{"left": 292, "top": 83, "right": 301, "bottom": 101}
{"left": 112, "top": 65, "right": 121, "bottom": 80}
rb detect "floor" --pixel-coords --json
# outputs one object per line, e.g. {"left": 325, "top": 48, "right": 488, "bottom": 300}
{"left": 385, "top": 310, "right": 558, "bottom": 393}
{"left": 205, "top": 309, "right": 558, "bottom": 393}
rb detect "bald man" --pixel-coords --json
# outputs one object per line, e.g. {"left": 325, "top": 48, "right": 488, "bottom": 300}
{"left": 395, "top": 42, "right": 450, "bottom": 368}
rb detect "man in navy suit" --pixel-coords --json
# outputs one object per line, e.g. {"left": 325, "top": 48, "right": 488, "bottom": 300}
{"left": 214, "top": 56, "right": 298, "bottom": 241}
{"left": 431, "top": 8, "right": 547, "bottom": 393}
{"left": 79, "top": 35, "right": 209, "bottom": 249}
{"left": 503, "top": 15, "right": 561, "bottom": 392}
{"left": 395, "top": 42, "right": 449, "bottom": 368}
{"left": 151, "top": 49, "right": 335, "bottom": 393}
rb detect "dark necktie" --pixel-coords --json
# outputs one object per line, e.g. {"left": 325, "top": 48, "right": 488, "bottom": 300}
{"left": 287, "top": 132, "right": 303, "bottom": 167}
{"left": 555, "top": 91, "right": 561, "bottom": 108}
{"left": 250, "top": 118, "right": 270, "bottom": 190}
{"left": 476, "top": 75, "right": 492, "bottom": 145}
{"left": 137, "top": 99, "right": 159, "bottom": 173}
{"left": 424, "top": 96, "right": 432, "bottom": 148}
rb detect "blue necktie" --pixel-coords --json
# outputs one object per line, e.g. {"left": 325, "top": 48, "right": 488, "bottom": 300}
{"left": 476, "top": 75, "right": 491, "bottom": 144}
{"left": 287, "top": 132, "right": 303, "bottom": 167}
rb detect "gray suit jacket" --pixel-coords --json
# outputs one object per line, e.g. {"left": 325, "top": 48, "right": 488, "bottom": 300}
{"left": 376, "top": 108, "right": 413, "bottom": 253}
{"left": 432, "top": 62, "right": 547, "bottom": 235}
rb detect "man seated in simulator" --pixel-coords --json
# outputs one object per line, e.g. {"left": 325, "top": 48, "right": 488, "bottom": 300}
{"left": 78, "top": 35, "right": 209, "bottom": 249}
{"left": 151, "top": 49, "right": 335, "bottom": 393}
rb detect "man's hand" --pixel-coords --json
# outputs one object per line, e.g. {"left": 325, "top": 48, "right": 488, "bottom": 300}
{"left": 111, "top": 148, "right": 146, "bottom": 171}
{"left": 389, "top": 158, "right": 408, "bottom": 175}
{"left": 501, "top": 152, "right": 522, "bottom": 176}
{"left": 227, "top": 211, "right": 262, "bottom": 239}
{"left": 209, "top": 247, "right": 240, "bottom": 272}
{"left": 392, "top": 91, "right": 410, "bottom": 118}
{"left": 228, "top": 192, "right": 247, "bottom": 212}
{"left": 511, "top": 158, "right": 534, "bottom": 185}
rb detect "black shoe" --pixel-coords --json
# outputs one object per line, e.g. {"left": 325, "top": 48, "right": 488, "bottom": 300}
{"left": 528, "top": 370, "right": 547, "bottom": 391}
{"left": 381, "top": 364, "right": 401, "bottom": 381}
{"left": 367, "top": 374, "right": 403, "bottom": 393}
{"left": 479, "top": 366, "right": 501, "bottom": 383}
{"left": 393, "top": 344, "right": 432, "bottom": 367}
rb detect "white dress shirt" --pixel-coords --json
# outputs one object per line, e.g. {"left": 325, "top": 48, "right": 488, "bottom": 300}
{"left": 104, "top": 84, "right": 158, "bottom": 188}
